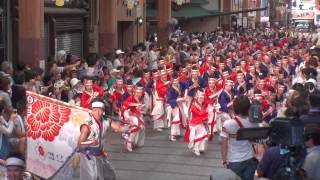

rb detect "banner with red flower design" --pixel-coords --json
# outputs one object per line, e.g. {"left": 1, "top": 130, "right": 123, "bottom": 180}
{"left": 25, "top": 91, "right": 91, "bottom": 179}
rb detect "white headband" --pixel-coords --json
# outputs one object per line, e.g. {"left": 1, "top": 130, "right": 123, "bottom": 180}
{"left": 6, "top": 157, "right": 25, "bottom": 167}
{"left": 91, "top": 101, "right": 105, "bottom": 109}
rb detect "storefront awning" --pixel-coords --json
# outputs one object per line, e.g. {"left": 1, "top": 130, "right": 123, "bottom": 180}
{"left": 147, "top": 6, "right": 217, "bottom": 19}
{"left": 147, "top": 6, "right": 267, "bottom": 20}
{"left": 44, "top": 7, "right": 87, "bottom": 15}
{"left": 189, "top": 0, "right": 209, "bottom": 4}
{"left": 213, "top": 7, "right": 268, "bottom": 17}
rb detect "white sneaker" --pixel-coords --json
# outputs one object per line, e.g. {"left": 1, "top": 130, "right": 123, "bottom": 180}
{"left": 156, "top": 128, "right": 163, "bottom": 132}
{"left": 193, "top": 149, "right": 200, "bottom": 156}
{"left": 170, "top": 136, "right": 176, "bottom": 142}
{"left": 122, "top": 133, "right": 129, "bottom": 140}
{"left": 126, "top": 143, "right": 133, "bottom": 152}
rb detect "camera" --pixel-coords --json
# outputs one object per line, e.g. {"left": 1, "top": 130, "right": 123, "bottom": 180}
{"left": 236, "top": 116, "right": 304, "bottom": 147}
{"left": 269, "top": 117, "right": 304, "bottom": 147}
{"left": 236, "top": 117, "right": 305, "bottom": 180}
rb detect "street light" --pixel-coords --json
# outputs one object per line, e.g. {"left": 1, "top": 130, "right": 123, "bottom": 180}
{"left": 137, "top": 17, "right": 143, "bottom": 26}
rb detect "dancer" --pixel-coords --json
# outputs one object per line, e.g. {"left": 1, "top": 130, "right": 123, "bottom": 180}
{"left": 184, "top": 89, "right": 209, "bottom": 156}
{"left": 151, "top": 69, "right": 169, "bottom": 131}
{"left": 80, "top": 76, "right": 104, "bottom": 109}
{"left": 122, "top": 85, "right": 146, "bottom": 152}
{"left": 204, "top": 75, "right": 221, "bottom": 139}
{"left": 167, "top": 72, "right": 188, "bottom": 141}
{"left": 78, "top": 99, "right": 123, "bottom": 180}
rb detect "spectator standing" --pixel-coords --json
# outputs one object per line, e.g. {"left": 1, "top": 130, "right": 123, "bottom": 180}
{"left": 302, "top": 124, "right": 320, "bottom": 180}
{"left": 11, "top": 72, "right": 26, "bottom": 109}
{"left": 0, "top": 76, "right": 13, "bottom": 115}
{"left": 301, "top": 90, "right": 320, "bottom": 125}
{"left": 148, "top": 44, "right": 159, "bottom": 70}
{"left": 113, "top": 49, "right": 125, "bottom": 69}
{"left": 0, "top": 61, "right": 14, "bottom": 86}
{"left": 0, "top": 102, "right": 17, "bottom": 160}
{"left": 220, "top": 95, "right": 258, "bottom": 180}
{"left": 256, "top": 146, "right": 289, "bottom": 180}
{"left": 8, "top": 101, "right": 26, "bottom": 156}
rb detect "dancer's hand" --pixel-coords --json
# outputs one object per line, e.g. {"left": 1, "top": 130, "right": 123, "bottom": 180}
{"left": 103, "top": 150, "right": 108, "bottom": 157}
{"left": 91, "top": 139, "right": 99, "bottom": 146}
{"left": 177, "top": 98, "right": 184, "bottom": 102}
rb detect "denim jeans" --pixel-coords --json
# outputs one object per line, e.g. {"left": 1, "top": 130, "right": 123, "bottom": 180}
{"left": 228, "top": 158, "right": 258, "bottom": 180}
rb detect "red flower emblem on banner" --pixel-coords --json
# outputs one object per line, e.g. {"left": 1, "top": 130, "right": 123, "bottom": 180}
{"left": 27, "top": 100, "right": 71, "bottom": 141}
{"left": 38, "top": 145, "right": 45, "bottom": 156}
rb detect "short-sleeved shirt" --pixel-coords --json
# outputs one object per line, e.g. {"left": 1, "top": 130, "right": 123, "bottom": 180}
{"left": 303, "top": 146, "right": 320, "bottom": 180}
{"left": 221, "top": 116, "right": 258, "bottom": 162}
{"left": 113, "top": 59, "right": 122, "bottom": 69}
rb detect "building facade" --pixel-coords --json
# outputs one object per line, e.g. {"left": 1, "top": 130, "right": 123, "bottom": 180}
{"left": 0, "top": 0, "right": 146, "bottom": 69}
{"left": 0, "top": 0, "right": 270, "bottom": 68}
{"left": 147, "top": 0, "right": 268, "bottom": 37}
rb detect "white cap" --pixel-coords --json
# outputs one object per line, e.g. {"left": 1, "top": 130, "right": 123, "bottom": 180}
{"left": 56, "top": 50, "right": 67, "bottom": 62}
{"left": 192, "top": 39, "right": 201, "bottom": 44}
{"left": 91, "top": 101, "right": 105, "bottom": 109}
{"left": 70, "top": 78, "right": 81, "bottom": 88}
{"left": 54, "top": 80, "right": 65, "bottom": 89}
{"left": 115, "top": 49, "right": 125, "bottom": 55}
{"left": 112, "top": 68, "right": 120, "bottom": 73}
{"left": 306, "top": 78, "right": 317, "bottom": 87}
{"left": 6, "top": 157, "right": 25, "bottom": 167}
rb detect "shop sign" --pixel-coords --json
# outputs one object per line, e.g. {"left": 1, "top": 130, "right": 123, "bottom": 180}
{"left": 292, "top": 10, "right": 315, "bottom": 19}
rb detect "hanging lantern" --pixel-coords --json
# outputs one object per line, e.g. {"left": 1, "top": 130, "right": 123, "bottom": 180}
{"left": 124, "top": 0, "right": 141, "bottom": 11}
{"left": 176, "top": 0, "right": 183, "bottom": 6}
{"left": 173, "top": 0, "right": 187, "bottom": 6}
{"left": 127, "top": 0, "right": 134, "bottom": 10}
{"left": 55, "top": 0, "right": 65, "bottom": 7}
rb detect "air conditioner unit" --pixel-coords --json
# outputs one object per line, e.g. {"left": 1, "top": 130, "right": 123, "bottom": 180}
{"left": 88, "top": 25, "right": 99, "bottom": 53}
{"left": 88, "top": 25, "right": 98, "bottom": 39}
{"left": 88, "top": 39, "right": 99, "bottom": 53}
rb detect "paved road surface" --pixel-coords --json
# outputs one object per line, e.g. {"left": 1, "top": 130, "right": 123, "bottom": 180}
{"left": 73, "top": 123, "right": 223, "bottom": 180}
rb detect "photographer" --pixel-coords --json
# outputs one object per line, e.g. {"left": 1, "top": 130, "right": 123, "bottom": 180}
{"left": 220, "top": 95, "right": 259, "bottom": 180}
{"left": 256, "top": 144, "right": 290, "bottom": 180}
{"left": 302, "top": 124, "right": 320, "bottom": 180}
{"left": 301, "top": 90, "right": 320, "bottom": 125}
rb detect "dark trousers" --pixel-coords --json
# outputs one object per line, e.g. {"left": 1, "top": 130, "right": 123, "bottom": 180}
{"left": 228, "top": 158, "right": 258, "bottom": 180}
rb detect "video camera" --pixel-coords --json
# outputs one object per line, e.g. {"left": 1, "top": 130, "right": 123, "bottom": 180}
{"left": 237, "top": 117, "right": 306, "bottom": 180}
{"left": 237, "top": 116, "right": 304, "bottom": 147}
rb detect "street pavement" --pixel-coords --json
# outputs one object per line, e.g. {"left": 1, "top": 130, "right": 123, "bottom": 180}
{"left": 73, "top": 123, "right": 224, "bottom": 180}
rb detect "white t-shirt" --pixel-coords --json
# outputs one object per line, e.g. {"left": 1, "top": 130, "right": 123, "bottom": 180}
{"left": 221, "top": 116, "right": 258, "bottom": 163}
{"left": 113, "top": 58, "right": 122, "bottom": 69}
{"left": 148, "top": 50, "right": 158, "bottom": 70}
